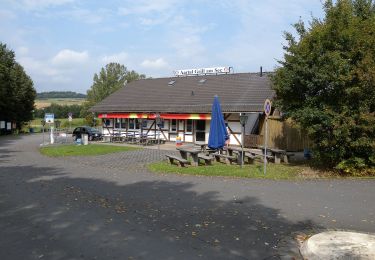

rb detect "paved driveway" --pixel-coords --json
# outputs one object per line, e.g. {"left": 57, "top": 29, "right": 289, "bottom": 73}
{"left": 0, "top": 134, "right": 374, "bottom": 260}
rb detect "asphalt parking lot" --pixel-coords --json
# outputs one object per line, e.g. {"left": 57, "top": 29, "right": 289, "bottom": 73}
{"left": 0, "top": 134, "right": 374, "bottom": 259}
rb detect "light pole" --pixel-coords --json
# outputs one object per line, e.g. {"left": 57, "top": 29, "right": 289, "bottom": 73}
{"left": 239, "top": 113, "right": 248, "bottom": 168}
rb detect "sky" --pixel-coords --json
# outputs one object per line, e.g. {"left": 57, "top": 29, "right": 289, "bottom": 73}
{"left": 0, "top": 0, "right": 325, "bottom": 94}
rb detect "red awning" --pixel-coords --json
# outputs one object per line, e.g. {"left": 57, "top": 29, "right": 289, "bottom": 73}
{"left": 98, "top": 113, "right": 211, "bottom": 120}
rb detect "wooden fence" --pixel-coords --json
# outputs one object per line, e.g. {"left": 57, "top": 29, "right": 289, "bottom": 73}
{"left": 244, "top": 116, "right": 311, "bottom": 151}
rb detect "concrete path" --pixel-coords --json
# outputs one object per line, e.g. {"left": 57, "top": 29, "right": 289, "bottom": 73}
{"left": 0, "top": 134, "right": 374, "bottom": 260}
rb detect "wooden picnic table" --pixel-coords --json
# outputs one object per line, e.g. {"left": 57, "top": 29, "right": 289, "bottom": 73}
{"left": 257, "top": 146, "right": 290, "bottom": 164}
{"left": 176, "top": 147, "right": 201, "bottom": 166}
{"left": 194, "top": 141, "right": 207, "bottom": 152}
{"left": 226, "top": 146, "right": 273, "bottom": 164}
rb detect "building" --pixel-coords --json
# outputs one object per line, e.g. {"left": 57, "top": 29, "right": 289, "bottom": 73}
{"left": 90, "top": 72, "right": 275, "bottom": 146}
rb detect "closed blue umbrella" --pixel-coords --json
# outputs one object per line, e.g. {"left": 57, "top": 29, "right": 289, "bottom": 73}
{"left": 208, "top": 95, "right": 229, "bottom": 149}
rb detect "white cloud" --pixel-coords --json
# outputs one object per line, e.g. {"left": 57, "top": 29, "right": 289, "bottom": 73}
{"left": 140, "top": 17, "right": 162, "bottom": 26}
{"left": 20, "top": 0, "right": 75, "bottom": 10}
{"left": 141, "top": 58, "right": 168, "bottom": 70}
{"left": 167, "top": 15, "right": 210, "bottom": 61}
{"left": 52, "top": 49, "right": 89, "bottom": 66}
{"left": 0, "top": 9, "right": 16, "bottom": 20}
{"left": 101, "top": 52, "right": 129, "bottom": 64}
{"left": 17, "top": 53, "right": 94, "bottom": 92}
{"left": 118, "top": 0, "right": 177, "bottom": 16}
{"left": 61, "top": 8, "right": 109, "bottom": 24}
{"left": 17, "top": 46, "right": 29, "bottom": 56}
{"left": 18, "top": 56, "right": 59, "bottom": 77}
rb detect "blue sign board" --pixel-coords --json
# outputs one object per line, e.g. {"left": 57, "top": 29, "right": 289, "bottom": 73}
{"left": 45, "top": 113, "right": 54, "bottom": 124}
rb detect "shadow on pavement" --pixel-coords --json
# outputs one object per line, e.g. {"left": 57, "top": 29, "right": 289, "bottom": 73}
{"left": 0, "top": 161, "right": 320, "bottom": 260}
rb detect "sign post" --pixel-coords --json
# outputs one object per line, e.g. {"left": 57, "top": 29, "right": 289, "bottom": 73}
{"left": 68, "top": 112, "right": 73, "bottom": 133}
{"left": 44, "top": 113, "right": 55, "bottom": 144}
{"left": 263, "top": 99, "right": 272, "bottom": 175}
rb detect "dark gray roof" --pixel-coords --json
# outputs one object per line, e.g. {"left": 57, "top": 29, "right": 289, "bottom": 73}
{"left": 90, "top": 72, "right": 275, "bottom": 113}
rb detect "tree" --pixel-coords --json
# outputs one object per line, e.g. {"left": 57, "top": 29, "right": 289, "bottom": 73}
{"left": 272, "top": 0, "right": 375, "bottom": 174}
{"left": 81, "top": 63, "right": 145, "bottom": 119}
{"left": 0, "top": 43, "right": 36, "bottom": 131}
{"left": 34, "top": 104, "right": 82, "bottom": 119}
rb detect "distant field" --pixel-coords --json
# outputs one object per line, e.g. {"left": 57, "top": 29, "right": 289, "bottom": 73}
{"left": 35, "top": 98, "right": 86, "bottom": 109}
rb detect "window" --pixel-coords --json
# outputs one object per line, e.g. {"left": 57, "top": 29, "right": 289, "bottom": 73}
{"left": 158, "top": 120, "right": 165, "bottom": 129}
{"left": 115, "top": 119, "right": 121, "bottom": 128}
{"left": 129, "top": 119, "right": 141, "bottom": 130}
{"left": 129, "top": 119, "right": 135, "bottom": 129}
{"left": 186, "top": 119, "right": 193, "bottom": 133}
{"left": 136, "top": 119, "right": 141, "bottom": 129}
{"left": 142, "top": 120, "right": 148, "bottom": 128}
{"left": 122, "top": 118, "right": 128, "bottom": 129}
{"left": 171, "top": 119, "right": 177, "bottom": 132}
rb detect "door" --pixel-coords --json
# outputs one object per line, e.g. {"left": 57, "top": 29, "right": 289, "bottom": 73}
{"left": 195, "top": 120, "right": 206, "bottom": 142}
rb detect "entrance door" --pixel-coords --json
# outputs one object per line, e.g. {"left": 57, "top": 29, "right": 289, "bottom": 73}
{"left": 195, "top": 120, "right": 206, "bottom": 142}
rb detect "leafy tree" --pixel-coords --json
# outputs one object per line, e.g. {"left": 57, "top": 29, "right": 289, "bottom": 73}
{"left": 272, "top": 0, "right": 375, "bottom": 174}
{"left": 34, "top": 104, "right": 82, "bottom": 119}
{"left": 81, "top": 63, "right": 145, "bottom": 118}
{"left": 0, "top": 43, "right": 36, "bottom": 131}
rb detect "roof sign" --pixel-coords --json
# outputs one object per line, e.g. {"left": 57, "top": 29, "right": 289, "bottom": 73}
{"left": 174, "top": 66, "right": 231, "bottom": 77}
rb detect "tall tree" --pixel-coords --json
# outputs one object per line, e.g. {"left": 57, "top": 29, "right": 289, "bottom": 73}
{"left": 81, "top": 63, "right": 145, "bottom": 119}
{"left": 272, "top": 0, "right": 375, "bottom": 174}
{"left": 0, "top": 43, "right": 36, "bottom": 130}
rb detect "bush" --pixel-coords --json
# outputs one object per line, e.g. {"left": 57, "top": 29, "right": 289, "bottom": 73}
{"left": 272, "top": 0, "right": 375, "bottom": 175}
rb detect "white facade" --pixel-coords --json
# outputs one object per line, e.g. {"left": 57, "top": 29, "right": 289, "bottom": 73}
{"left": 100, "top": 114, "right": 251, "bottom": 146}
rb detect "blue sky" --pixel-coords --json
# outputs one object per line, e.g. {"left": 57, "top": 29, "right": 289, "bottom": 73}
{"left": 0, "top": 0, "right": 324, "bottom": 94}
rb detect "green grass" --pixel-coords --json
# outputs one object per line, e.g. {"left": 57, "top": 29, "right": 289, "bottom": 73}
{"left": 148, "top": 161, "right": 303, "bottom": 180}
{"left": 40, "top": 144, "right": 140, "bottom": 157}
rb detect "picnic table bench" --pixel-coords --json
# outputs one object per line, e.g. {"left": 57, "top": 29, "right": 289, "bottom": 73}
{"left": 257, "top": 146, "right": 294, "bottom": 163}
{"left": 227, "top": 146, "right": 273, "bottom": 164}
{"left": 213, "top": 153, "right": 237, "bottom": 165}
{"left": 177, "top": 147, "right": 201, "bottom": 166}
{"left": 165, "top": 154, "right": 189, "bottom": 167}
{"left": 198, "top": 153, "right": 214, "bottom": 165}
{"left": 194, "top": 141, "right": 207, "bottom": 152}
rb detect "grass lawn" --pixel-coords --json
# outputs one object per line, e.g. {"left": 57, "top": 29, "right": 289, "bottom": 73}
{"left": 148, "top": 161, "right": 304, "bottom": 180}
{"left": 40, "top": 144, "right": 140, "bottom": 157}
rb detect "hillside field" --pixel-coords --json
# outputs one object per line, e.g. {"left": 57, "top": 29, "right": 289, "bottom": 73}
{"left": 35, "top": 98, "right": 86, "bottom": 109}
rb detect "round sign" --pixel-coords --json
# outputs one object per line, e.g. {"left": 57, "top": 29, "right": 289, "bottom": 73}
{"left": 264, "top": 99, "right": 272, "bottom": 117}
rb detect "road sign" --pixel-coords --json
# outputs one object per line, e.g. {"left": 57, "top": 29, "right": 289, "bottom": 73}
{"left": 68, "top": 112, "right": 73, "bottom": 122}
{"left": 45, "top": 113, "right": 54, "bottom": 124}
{"left": 264, "top": 99, "right": 272, "bottom": 117}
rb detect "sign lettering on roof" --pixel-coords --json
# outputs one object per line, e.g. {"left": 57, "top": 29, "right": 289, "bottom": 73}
{"left": 174, "top": 66, "right": 231, "bottom": 76}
